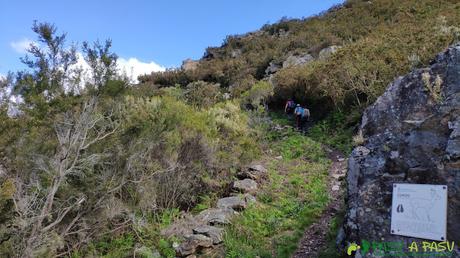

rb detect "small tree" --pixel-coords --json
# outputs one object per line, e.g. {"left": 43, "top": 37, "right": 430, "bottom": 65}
{"left": 15, "top": 21, "right": 78, "bottom": 103}
{"left": 82, "top": 40, "right": 119, "bottom": 93}
{"left": 241, "top": 80, "right": 274, "bottom": 111}
{"left": 14, "top": 98, "right": 117, "bottom": 257}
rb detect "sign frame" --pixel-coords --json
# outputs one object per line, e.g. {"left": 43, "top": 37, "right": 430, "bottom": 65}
{"left": 390, "top": 183, "right": 448, "bottom": 241}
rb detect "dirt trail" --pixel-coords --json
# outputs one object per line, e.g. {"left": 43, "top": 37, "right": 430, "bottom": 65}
{"left": 292, "top": 146, "right": 347, "bottom": 258}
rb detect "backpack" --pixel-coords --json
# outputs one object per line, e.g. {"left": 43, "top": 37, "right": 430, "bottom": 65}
{"left": 295, "top": 107, "right": 303, "bottom": 115}
{"left": 287, "top": 100, "right": 295, "bottom": 108}
{"left": 303, "top": 108, "right": 310, "bottom": 118}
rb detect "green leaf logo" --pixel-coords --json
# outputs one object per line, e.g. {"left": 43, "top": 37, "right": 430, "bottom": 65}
{"left": 361, "top": 239, "right": 370, "bottom": 254}
{"left": 347, "top": 242, "right": 361, "bottom": 256}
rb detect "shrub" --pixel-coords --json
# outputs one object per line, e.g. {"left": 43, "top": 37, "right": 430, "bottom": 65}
{"left": 241, "top": 80, "right": 274, "bottom": 111}
{"left": 184, "top": 81, "right": 222, "bottom": 108}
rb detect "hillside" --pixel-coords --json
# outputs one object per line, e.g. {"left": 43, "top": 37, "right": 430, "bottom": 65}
{"left": 0, "top": 0, "right": 459, "bottom": 257}
{"left": 143, "top": 0, "right": 459, "bottom": 114}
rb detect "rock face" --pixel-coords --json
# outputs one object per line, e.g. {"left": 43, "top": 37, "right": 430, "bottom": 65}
{"left": 216, "top": 196, "right": 247, "bottom": 210}
{"left": 193, "top": 225, "right": 224, "bottom": 244}
{"left": 282, "top": 53, "right": 314, "bottom": 68}
{"left": 265, "top": 61, "right": 281, "bottom": 75}
{"left": 343, "top": 44, "right": 460, "bottom": 256}
{"left": 181, "top": 58, "right": 199, "bottom": 71}
{"left": 237, "top": 164, "right": 268, "bottom": 180}
{"left": 318, "top": 45, "right": 341, "bottom": 60}
{"left": 233, "top": 179, "right": 258, "bottom": 193}
{"left": 176, "top": 234, "right": 213, "bottom": 256}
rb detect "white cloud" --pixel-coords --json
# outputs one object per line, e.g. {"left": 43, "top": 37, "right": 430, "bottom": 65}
{"left": 10, "top": 38, "right": 36, "bottom": 54}
{"left": 117, "top": 57, "right": 165, "bottom": 83}
{"left": 72, "top": 53, "right": 164, "bottom": 85}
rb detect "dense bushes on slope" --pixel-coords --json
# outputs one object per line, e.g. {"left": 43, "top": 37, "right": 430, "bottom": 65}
{"left": 0, "top": 22, "right": 267, "bottom": 256}
{"left": 0, "top": 88, "right": 265, "bottom": 256}
{"left": 142, "top": 0, "right": 460, "bottom": 115}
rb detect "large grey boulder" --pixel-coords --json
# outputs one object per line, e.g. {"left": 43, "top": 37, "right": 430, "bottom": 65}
{"left": 343, "top": 43, "right": 460, "bottom": 256}
{"left": 196, "top": 208, "right": 235, "bottom": 225}
{"left": 233, "top": 179, "right": 258, "bottom": 193}
{"left": 181, "top": 58, "right": 199, "bottom": 71}
{"left": 217, "top": 196, "right": 247, "bottom": 210}
{"left": 237, "top": 164, "right": 268, "bottom": 180}
{"left": 249, "top": 164, "right": 267, "bottom": 173}
{"left": 282, "top": 53, "right": 314, "bottom": 68}
{"left": 193, "top": 225, "right": 224, "bottom": 244}
{"left": 318, "top": 45, "right": 341, "bottom": 60}
{"left": 175, "top": 234, "right": 213, "bottom": 257}
{"left": 265, "top": 61, "right": 282, "bottom": 75}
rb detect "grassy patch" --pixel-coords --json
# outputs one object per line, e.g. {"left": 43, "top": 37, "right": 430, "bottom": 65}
{"left": 317, "top": 209, "right": 345, "bottom": 258}
{"left": 223, "top": 124, "right": 331, "bottom": 257}
{"left": 269, "top": 110, "right": 356, "bottom": 154}
{"left": 307, "top": 111, "right": 358, "bottom": 154}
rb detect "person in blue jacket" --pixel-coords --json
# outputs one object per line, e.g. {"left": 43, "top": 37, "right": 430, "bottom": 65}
{"left": 294, "top": 104, "right": 303, "bottom": 129}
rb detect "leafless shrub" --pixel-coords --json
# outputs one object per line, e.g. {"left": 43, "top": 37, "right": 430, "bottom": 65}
{"left": 12, "top": 98, "right": 117, "bottom": 257}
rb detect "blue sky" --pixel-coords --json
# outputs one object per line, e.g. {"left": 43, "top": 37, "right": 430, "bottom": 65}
{"left": 0, "top": 0, "right": 343, "bottom": 77}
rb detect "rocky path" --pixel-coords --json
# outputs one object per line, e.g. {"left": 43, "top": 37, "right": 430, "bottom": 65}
{"left": 292, "top": 147, "right": 347, "bottom": 258}
{"left": 161, "top": 164, "right": 267, "bottom": 257}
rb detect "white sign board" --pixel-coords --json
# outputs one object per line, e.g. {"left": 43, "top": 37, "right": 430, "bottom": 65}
{"left": 391, "top": 183, "right": 447, "bottom": 241}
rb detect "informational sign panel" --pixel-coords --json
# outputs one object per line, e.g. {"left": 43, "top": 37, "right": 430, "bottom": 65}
{"left": 391, "top": 183, "right": 447, "bottom": 241}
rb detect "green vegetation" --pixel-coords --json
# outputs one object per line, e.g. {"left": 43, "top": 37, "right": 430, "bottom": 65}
{"left": 0, "top": 22, "right": 264, "bottom": 257}
{"left": 270, "top": 110, "right": 356, "bottom": 154}
{"left": 307, "top": 111, "right": 360, "bottom": 154}
{"left": 224, "top": 126, "right": 331, "bottom": 257}
{"left": 317, "top": 212, "right": 345, "bottom": 258}
{"left": 2, "top": 0, "right": 459, "bottom": 256}
{"left": 144, "top": 0, "right": 460, "bottom": 118}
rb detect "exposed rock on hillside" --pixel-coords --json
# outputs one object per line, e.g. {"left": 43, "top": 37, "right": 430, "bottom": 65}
{"left": 181, "top": 58, "right": 199, "bottom": 71}
{"left": 232, "top": 178, "right": 258, "bottom": 193}
{"left": 343, "top": 43, "right": 460, "bottom": 256}
{"left": 282, "top": 53, "right": 314, "bottom": 68}
{"left": 161, "top": 164, "right": 266, "bottom": 257}
{"left": 318, "top": 45, "right": 341, "bottom": 60}
{"left": 265, "top": 61, "right": 281, "bottom": 75}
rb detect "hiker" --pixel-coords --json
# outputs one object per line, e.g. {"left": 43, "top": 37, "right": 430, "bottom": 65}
{"left": 300, "top": 107, "right": 310, "bottom": 130}
{"left": 285, "top": 99, "right": 296, "bottom": 115}
{"left": 294, "top": 104, "right": 304, "bottom": 129}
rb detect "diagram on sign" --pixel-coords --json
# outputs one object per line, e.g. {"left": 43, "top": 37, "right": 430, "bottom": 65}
{"left": 391, "top": 184, "right": 447, "bottom": 241}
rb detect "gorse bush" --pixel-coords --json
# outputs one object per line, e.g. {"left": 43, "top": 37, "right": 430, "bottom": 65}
{"left": 184, "top": 80, "right": 222, "bottom": 108}
{"left": 241, "top": 80, "right": 274, "bottom": 111}
{"left": 0, "top": 22, "right": 261, "bottom": 257}
{"left": 144, "top": 0, "right": 460, "bottom": 116}
{"left": 2, "top": 0, "right": 460, "bottom": 256}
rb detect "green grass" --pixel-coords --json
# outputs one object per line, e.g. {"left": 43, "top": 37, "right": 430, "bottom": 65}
{"left": 269, "top": 110, "right": 356, "bottom": 155}
{"left": 223, "top": 123, "right": 331, "bottom": 258}
{"left": 317, "top": 210, "right": 345, "bottom": 258}
{"left": 306, "top": 111, "right": 358, "bottom": 154}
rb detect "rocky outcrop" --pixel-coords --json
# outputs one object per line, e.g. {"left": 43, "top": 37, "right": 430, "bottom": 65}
{"left": 343, "top": 44, "right": 460, "bottom": 256}
{"left": 232, "top": 179, "right": 258, "bottom": 193}
{"left": 230, "top": 49, "right": 242, "bottom": 58}
{"left": 265, "top": 53, "right": 314, "bottom": 76}
{"left": 282, "top": 53, "right": 314, "bottom": 68}
{"left": 161, "top": 164, "right": 266, "bottom": 257}
{"left": 216, "top": 196, "right": 247, "bottom": 210}
{"left": 181, "top": 59, "right": 199, "bottom": 71}
{"left": 193, "top": 225, "right": 224, "bottom": 244}
{"left": 175, "top": 234, "right": 213, "bottom": 256}
{"left": 318, "top": 45, "right": 341, "bottom": 60}
{"left": 265, "top": 61, "right": 281, "bottom": 75}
